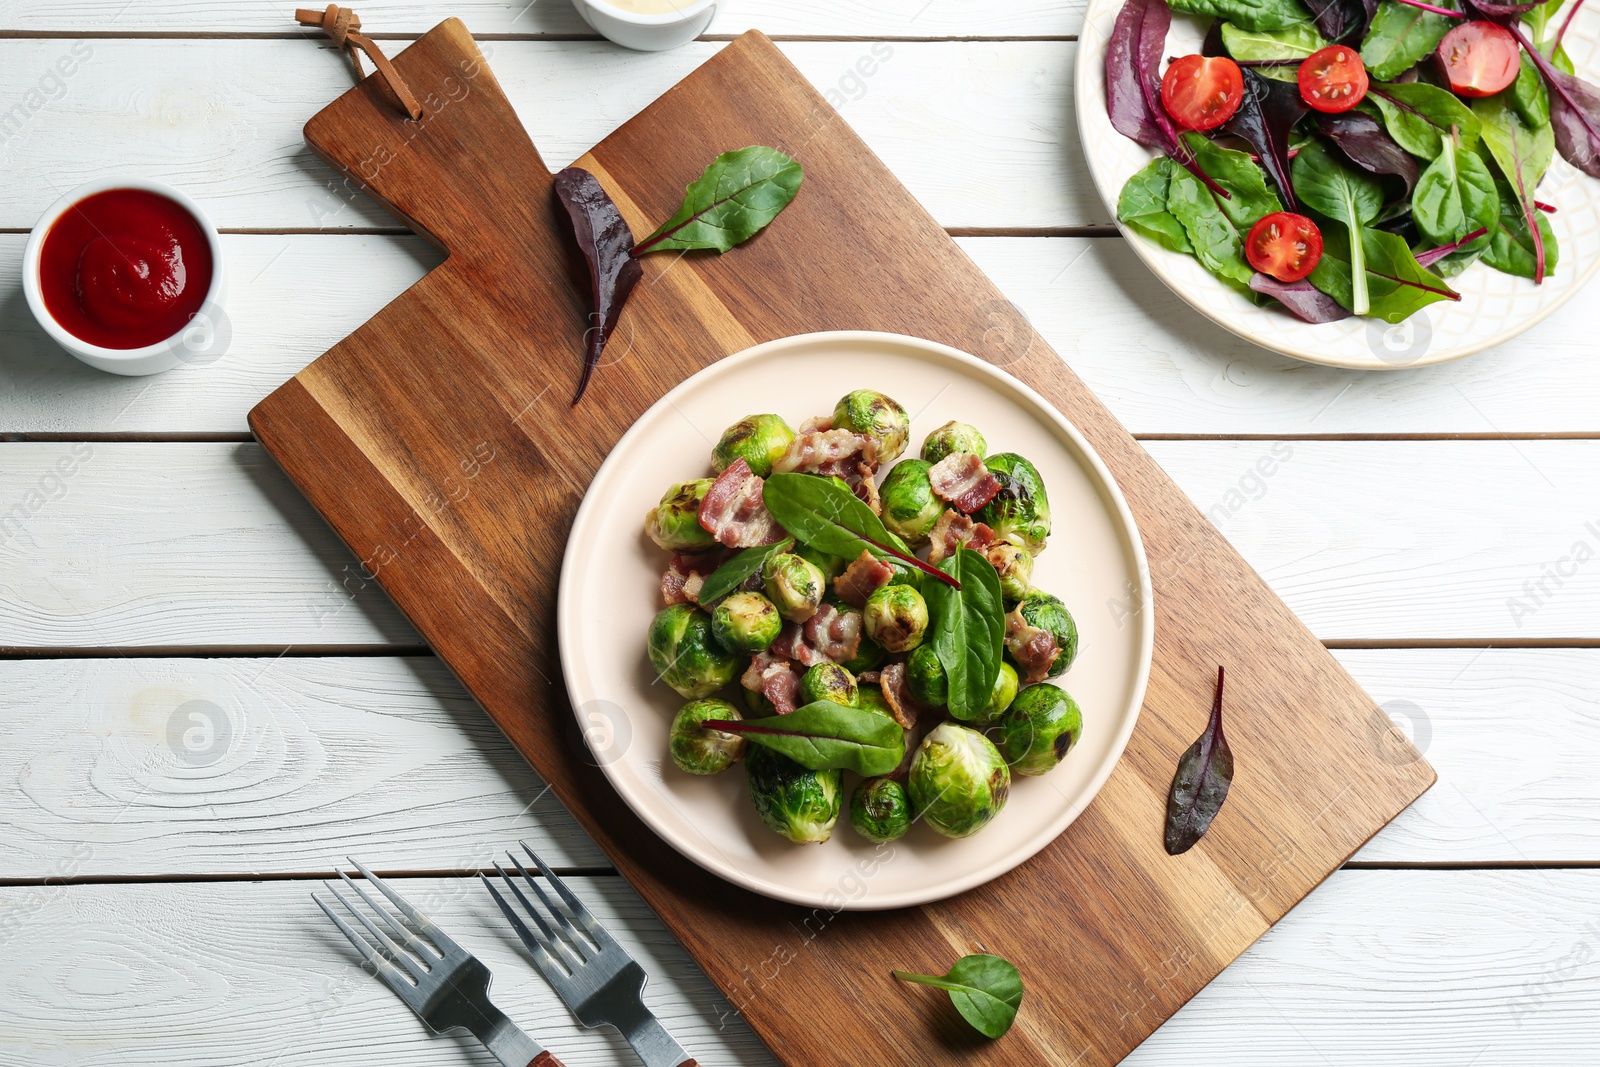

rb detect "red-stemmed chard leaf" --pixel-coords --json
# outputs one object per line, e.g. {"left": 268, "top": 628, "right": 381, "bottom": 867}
{"left": 1316, "top": 111, "right": 1421, "bottom": 200}
{"left": 1464, "top": 0, "right": 1541, "bottom": 15}
{"left": 1388, "top": 0, "right": 1465, "bottom": 17}
{"left": 1249, "top": 273, "right": 1353, "bottom": 322}
{"left": 553, "top": 167, "right": 643, "bottom": 405}
{"left": 1164, "top": 666, "right": 1234, "bottom": 855}
{"left": 1223, "top": 71, "right": 1309, "bottom": 210}
{"left": 1504, "top": 19, "right": 1600, "bottom": 179}
{"left": 1106, "top": 0, "right": 1230, "bottom": 199}
{"left": 1414, "top": 226, "right": 1490, "bottom": 266}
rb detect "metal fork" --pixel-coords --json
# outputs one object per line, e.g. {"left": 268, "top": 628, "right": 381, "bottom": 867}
{"left": 314, "top": 858, "right": 566, "bottom": 1067}
{"left": 482, "top": 842, "right": 699, "bottom": 1067}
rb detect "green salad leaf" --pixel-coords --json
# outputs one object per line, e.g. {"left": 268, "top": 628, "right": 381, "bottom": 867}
{"left": 762, "top": 472, "right": 910, "bottom": 559}
{"left": 1524, "top": 0, "right": 1577, "bottom": 75}
{"left": 1359, "top": 1, "right": 1454, "bottom": 82}
{"left": 697, "top": 538, "right": 794, "bottom": 605}
{"left": 1166, "top": 132, "right": 1284, "bottom": 289}
{"left": 1118, "top": 158, "right": 1194, "bottom": 252}
{"left": 705, "top": 700, "right": 905, "bottom": 776}
{"left": 633, "top": 146, "right": 803, "bottom": 255}
{"left": 1512, "top": 54, "right": 1552, "bottom": 129}
{"left": 1476, "top": 91, "right": 1556, "bottom": 283}
{"left": 1483, "top": 179, "right": 1561, "bottom": 277}
{"left": 892, "top": 954, "right": 1024, "bottom": 1039}
{"left": 1309, "top": 225, "right": 1459, "bottom": 323}
{"left": 1220, "top": 21, "right": 1326, "bottom": 81}
{"left": 1368, "top": 82, "right": 1482, "bottom": 158}
{"left": 924, "top": 548, "right": 1006, "bottom": 723}
{"left": 1167, "top": 0, "right": 1314, "bottom": 32}
{"left": 1292, "top": 140, "right": 1385, "bottom": 315}
{"left": 1413, "top": 131, "right": 1499, "bottom": 255}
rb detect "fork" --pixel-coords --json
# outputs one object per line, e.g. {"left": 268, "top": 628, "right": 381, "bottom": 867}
{"left": 482, "top": 842, "right": 699, "bottom": 1067}
{"left": 314, "top": 858, "right": 567, "bottom": 1067}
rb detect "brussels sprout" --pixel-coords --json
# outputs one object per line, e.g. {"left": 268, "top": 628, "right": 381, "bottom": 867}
{"left": 878, "top": 460, "right": 944, "bottom": 546}
{"left": 1010, "top": 590, "right": 1079, "bottom": 677}
{"left": 920, "top": 421, "right": 988, "bottom": 465}
{"left": 976, "top": 453, "right": 1052, "bottom": 554}
{"left": 883, "top": 555, "right": 925, "bottom": 591}
{"left": 800, "top": 662, "right": 858, "bottom": 707}
{"left": 644, "top": 479, "right": 716, "bottom": 551}
{"left": 906, "top": 643, "right": 949, "bottom": 707}
{"left": 669, "top": 698, "right": 747, "bottom": 775}
{"left": 711, "top": 591, "right": 782, "bottom": 654}
{"left": 995, "top": 683, "right": 1083, "bottom": 776}
{"left": 857, "top": 684, "right": 895, "bottom": 720}
{"left": 850, "top": 776, "right": 912, "bottom": 843}
{"left": 763, "top": 552, "right": 826, "bottom": 622}
{"left": 832, "top": 390, "right": 911, "bottom": 464}
{"left": 796, "top": 543, "right": 846, "bottom": 582}
{"left": 742, "top": 684, "right": 776, "bottom": 716}
{"left": 986, "top": 542, "right": 1034, "bottom": 603}
{"left": 970, "top": 661, "right": 1018, "bottom": 726}
{"left": 908, "top": 722, "right": 1011, "bottom": 839}
{"left": 712, "top": 414, "right": 796, "bottom": 478}
{"left": 647, "top": 603, "right": 740, "bottom": 699}
{"left": 863, "top": 584, "right": 929, "bottom": 653}
{"left": 746, "top": 745, "right": 843, "bottom": 844}
{"left": 841, "top": 628, "right": 887, "bottom": 675}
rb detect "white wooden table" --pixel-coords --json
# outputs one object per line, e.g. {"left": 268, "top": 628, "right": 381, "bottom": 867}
{"left": 3, "top": 2, "right": 1599, "bottom": 1063}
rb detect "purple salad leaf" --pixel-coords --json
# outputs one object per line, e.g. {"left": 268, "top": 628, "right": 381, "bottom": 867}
{"left": 553, "top": 167, "right": 643, "bottom": 405}
{"left": 1223, "top": 70, "right": 1309, "bottom": 210}
{"left": 1249, "top": 273, "right": 1354, "bottom": 322}
{"left": 1305, "top": 0, "right": 1372, "bottom": 41}
{"left": 1164, "top": 666, "right": 1235, "bottom": 855}
{"left": 1316, "top": 110, "right": 1422, "bottom": 199}
{"left": 1465, "top": 0, "right": 1541, "bottom": 16}
{"left": 1201, "top": 17, "right": 1227, "bottom": 56}
{"left": 1546, "top": 67, "right": 1600, "bottom": 176}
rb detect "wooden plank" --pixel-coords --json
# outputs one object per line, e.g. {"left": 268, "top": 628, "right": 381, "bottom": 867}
{"left": 3, "top": 441, "right": 1596, "bottom": 647}
{"left": 246, "top": 27, "right": 1430, "bottom": 1067}
{"left": 0, "top": 649, "right": 1589, "bottom": 880}
{"left": 5, "top": 871, "right": 1597, "bottom": 1066}
{"left": 9, "top": 234, "right": 1600, "bottom": 436}
{"left": 0, "top": 0, "right": 1086, "bottom": 37}
{"left": 0, "top": 38, "right": 1097, "bottom": 231}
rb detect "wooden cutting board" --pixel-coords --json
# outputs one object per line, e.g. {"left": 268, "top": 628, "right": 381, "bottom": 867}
{"left": 249, "top": 22, "right": 1434, "bottom": 1066}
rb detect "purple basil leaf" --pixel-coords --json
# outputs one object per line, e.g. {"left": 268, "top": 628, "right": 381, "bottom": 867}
{"left": 1546, "top": 67, "right": 1600, "bottom": 177}
{"left": 553, "top": 167, "right": 643, "bottom": 405}
{"left": 1164, "top": 666, "right": 1235, "bottom": 855}
{"left": 1316, "top": 111, "right": 1421, "bottom": 199}
{"left": 1223, "top": 71, "right": 1308, "bottom": 210}
{"left": 1106, "top": 0, "right": 1171, "bottom": 149}
{"left": 1249, "top": 273, "right": 1354, "bottom": 322}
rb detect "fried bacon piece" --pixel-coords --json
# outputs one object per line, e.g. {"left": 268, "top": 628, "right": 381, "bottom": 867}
{"left": 773, "top": 429, "right": 880, "bottom": 479}
{"left": 698, "top": 458, "right": 785, "bottom": 549}
{"left": 925, "top": 510, "right": 998, "bottom": 565}
{"left": 853, "top": 461, "right": 883, "bottom": 514}
{"left": 660, "top": 550, "right": 725, "bottom": 606}
{"left": 878, "top": 661, "right": 923, "bottom": 730}
{"left": 834, "top": 550, "right": 894, "bottom": 608}
{"left": 742, "top": 651, "right": 801, "bottom": 714}
{"left": 770, "top": 603, "right": 863, "bottom": 667}
{"left": 1005, "top": 606, "right": 1060, "bottom": 686}
{"left": 928, "top": 452, "right": 1002, "bottom": 514}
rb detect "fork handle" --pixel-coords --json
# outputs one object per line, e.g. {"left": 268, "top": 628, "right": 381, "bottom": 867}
{"left": 529, "top": 1055, "right": 569, "bottom": 1067}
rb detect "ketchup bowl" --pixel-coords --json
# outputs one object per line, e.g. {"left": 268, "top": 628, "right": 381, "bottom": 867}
{"left": 22, "top": 176, "right": 228, "bottom": 376}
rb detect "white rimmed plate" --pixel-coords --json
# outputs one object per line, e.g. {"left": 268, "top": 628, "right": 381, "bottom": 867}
{"left": 1074, "top": 0, "right": 1600, "bottom": 369}
{"left": 557, "top": 331, "right": 1154, "bottom": 909}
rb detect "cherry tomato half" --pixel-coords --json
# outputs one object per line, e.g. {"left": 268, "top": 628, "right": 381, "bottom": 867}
{"left": 1437, "top": 21, "right": 1521, "bottom": 98}
{"left": 1161, "top": 54, "right": 1246, "bottom": 131}
{"left": 1246, "top": 212, "right": 1324, "bottom": 283}
{"left": 1298, "top": 45, "right": 1369, "bottom": 113}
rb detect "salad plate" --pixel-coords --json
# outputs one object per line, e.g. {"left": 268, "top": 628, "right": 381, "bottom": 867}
{"left": 1075, "top": 0, "right": 1600, "bottom": 369}
{"left": 557, "top": 332, "right": 1153, "bottom": 909}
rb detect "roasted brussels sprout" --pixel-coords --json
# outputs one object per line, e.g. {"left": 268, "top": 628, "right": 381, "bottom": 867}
{"left": 857, "top": 684, "right": 896, "bottom": 720}
{"left": 920, "top": 421, "right": 988, "bottom": 465}
{"left": 906, "top": 643, "right": 949, "bottom": 707}
{"left": 832, "top": 390, "right": 910, "bottom": 464}
{"left": 878, "top": 460, "right": 944, "bottom": 546}
{"left": 711, "top": 591, "right": 782, "bottom": 654}
{"left": 863, "top": 584, "right": 929, "bottom": 653}
{"left": 796, "top": 543, "right": 846, "bottom": 582}
{"left": 970, "top": 661, "right": 1019, "bottom": 726}
{"left": 644, "top": 479, "right": 716, "bottom": 551}
{"left": 712, "top": 414, "right": 796, "bottom": 478}
{"left": 669, "top": 698, "right": 747, "bottom": 775}
{"left": 800, "top": 662, "right": 858, "bottom": 707}
{"left": 763, "top": 552, "right": 826, "bottom": 622}
{"left": 841, "top": 628, "right": 887, "bottom": 675}
{"left": 986, "top": 542, "right": 1034, "bottom": 603}
{"left": 976, "top": 453, "right": 1052, "bottom": 554}
{"left": 648, "top": 604, "right": 740, "bottom": 699}
{"left": 995, "top": 683, "right": 1083, "bottom": 776}
{"left": 850, "top": 776, "right": 912, "bottom": 843}
{"left": 883, "top": 555, "right": 925, "bottom": 591}
{"left": 1010, "top": 590, "right": 1079, "bottom": 677}
{"left": 908, "top": 722, "right": 1011, "bottom": 839}
{"left": 746, "top": 746, "right": 843, "bottom": 844}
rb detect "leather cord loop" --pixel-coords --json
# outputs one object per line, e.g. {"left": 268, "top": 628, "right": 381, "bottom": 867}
{"left": 295, "top": 6, "right": 424, "bottom": 121}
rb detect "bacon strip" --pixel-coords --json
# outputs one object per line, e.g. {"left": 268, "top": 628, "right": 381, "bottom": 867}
{"left": 773, "top": 429, "right": 880, "bottom": 479}
{"left": 928, "top": 452, "right": 1002, "bottom": 514}
{"left": 853, "top": 461, "right": 883, "bottom": 514}
{"left": 878, "top": 661, "right": 923, "bottom": 730}
{"left": 660, "top": 550, "right": 725, "bottom": 606}
{"left": 1006, "top": 607, "right": 1060, "bottom": 686}
{"left": 926, "top": 510, "right": 998, "bottom": 565}
{"left": 834, "top": 549, "right": 894, "bottom": 608}
{"left": 742, "top": 651, "right": 801, "bottom": 714}
{"left": 770, "top": 603, "right": 863, "bottom": 667}
{"left": 698, "top": 457, "right": 785, "bottom": 548}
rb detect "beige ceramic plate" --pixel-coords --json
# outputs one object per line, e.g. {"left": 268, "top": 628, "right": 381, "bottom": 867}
{"left": 1075, "top": 0, "right": 1600, "bottom": 369}
{"left": 558, "top": 332, "right": 1153, "bottom": 909}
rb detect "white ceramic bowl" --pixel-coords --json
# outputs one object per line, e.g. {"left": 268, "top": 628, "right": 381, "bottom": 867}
{"left": 22, "top": 176, "right": 228, "bottom": 376}
{"left": 570, "top": 0, "right": 720, "bottom": 52}
{"left": 558, "top": 331, "right": 1154, "bottom": 909}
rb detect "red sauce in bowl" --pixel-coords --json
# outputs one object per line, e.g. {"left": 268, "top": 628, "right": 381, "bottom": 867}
{"left": 38, "top": 188, "right": 214, "bottom": 350}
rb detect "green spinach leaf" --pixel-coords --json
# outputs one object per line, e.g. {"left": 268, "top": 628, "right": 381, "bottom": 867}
{"left": 1220, "top": 21, "right": 1326, "bottom": 81}
{"left": 1413, "top": 131, "right": 1500, "bottom": 252}
{"left": 1166, "top": 132, "right": 1283, "bottom": 288}
{"left": 1524, "top": 0, "right": 1578, "bottom": 75}
{"left": 1482, "top": 179, "right": 1562, "bottom": 277}
{"left": 705, "top": 700, "right": 905, "bottom": 776}
{"left": 1368, "top": 82, "right": 1482, "bottom": 157}
{"left": 633, "top": 146, "right": 803, "bottom": 255}
{"left": 1168, "top": 0, "right": 1314, "bottom": 31}
{"left": 1476, "top": 92, "right": 1556, "bottom": 282}
{"left": 892, "top": 955, "right": 1024, "bottom": 1039}
{"left": 924, "top": 548, "right": 1005, "bottom": 723}
{"left": 1292, "top": 140, "right": 1385, "bottom": 315}
{"left": 1513, "top": 54, "right": 1552, "bottom": 129}
{"left": 1118, "top": 158, "right": 1194, "bottom": 252}
{"left": 1309, "top": 225, "right": 1460, "bottom": 323}
{"left": 697, "top": 538, "right": 794, "bottom": 604}
{"left": 1359, "top": 1, "right": 1454, "bottom": 82}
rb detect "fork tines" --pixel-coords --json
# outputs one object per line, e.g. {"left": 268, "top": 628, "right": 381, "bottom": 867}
{"left": 313, "top": 858, "right": 456, "bottom": 1000}
{"left": 480, "top": 841, "right": 611, "bottom": 977}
